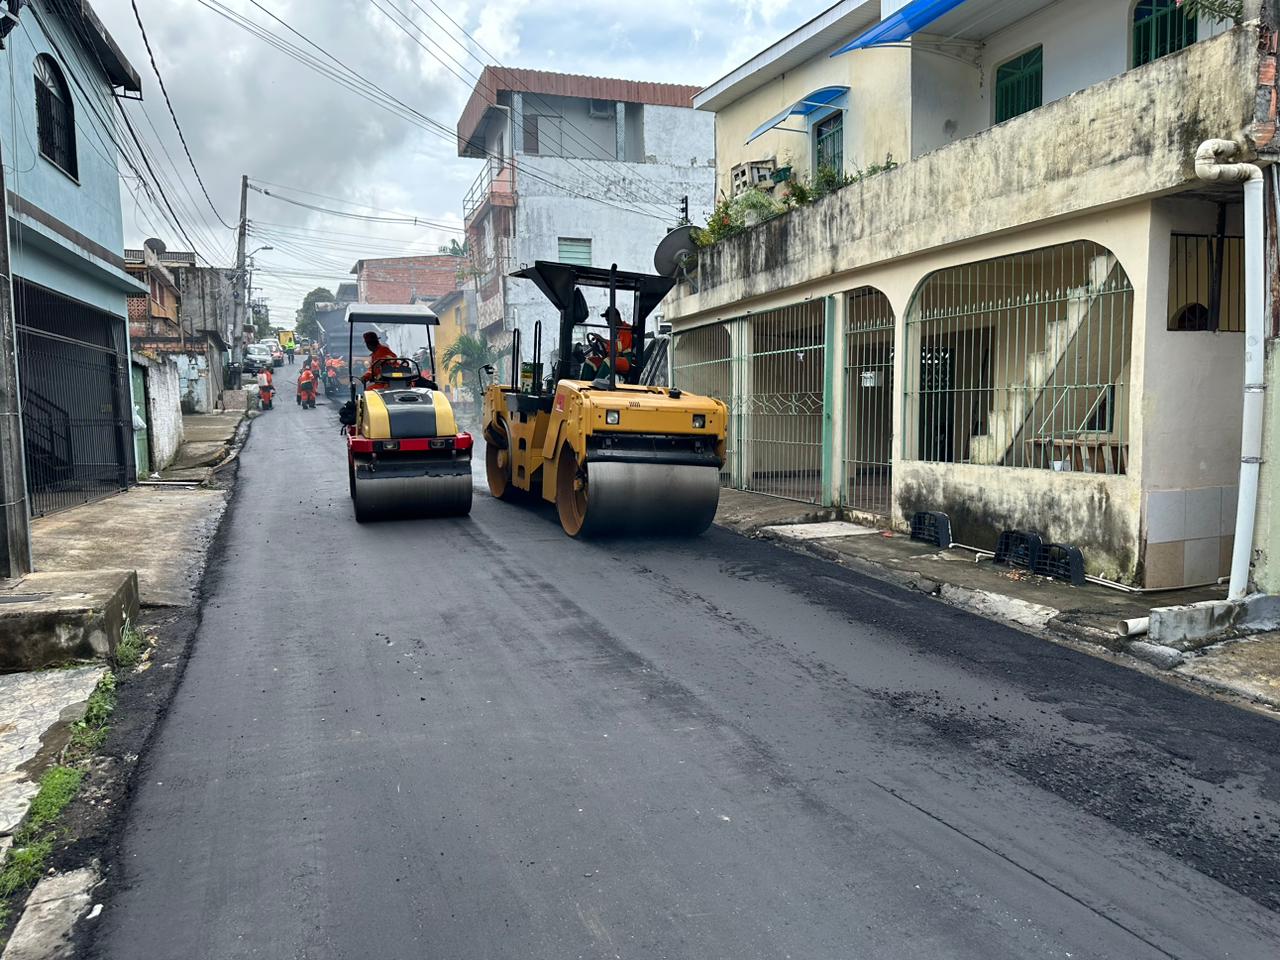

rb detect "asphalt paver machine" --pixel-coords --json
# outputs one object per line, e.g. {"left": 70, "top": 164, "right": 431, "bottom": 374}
{"left": 342, "top": 304, "right": 473, "bottom": 522}
{"left": 481, "top": 261, "right": 727, "bottom": 537}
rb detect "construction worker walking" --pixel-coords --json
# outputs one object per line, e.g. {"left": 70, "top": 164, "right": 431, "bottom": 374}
{"left": 297, "top": 361, "right": 317, "bottom": 409}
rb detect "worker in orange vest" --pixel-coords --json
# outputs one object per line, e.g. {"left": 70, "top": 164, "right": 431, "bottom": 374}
{"left": 361, "top": 331, "right": 397, "bottom": 383}
{"left": 297, "top": 362, "right": 317, "bottom": 409}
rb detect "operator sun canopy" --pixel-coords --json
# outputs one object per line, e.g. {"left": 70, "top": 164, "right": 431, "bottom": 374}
{"left": 745, "top": 86, "right": 849, "bottom": 144}
{"left": 831, "top": 0, "right": 969, "bottom": 55}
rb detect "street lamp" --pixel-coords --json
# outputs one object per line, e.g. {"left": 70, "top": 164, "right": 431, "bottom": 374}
{"left": 247, "top": 244, "right": 273, "bottom": 258}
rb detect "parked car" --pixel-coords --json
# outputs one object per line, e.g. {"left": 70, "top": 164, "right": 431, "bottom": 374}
{"left": 243, "top": 344, "right": 273, "bottom": 375}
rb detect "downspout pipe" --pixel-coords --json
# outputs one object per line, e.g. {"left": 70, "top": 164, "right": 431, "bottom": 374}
{"left": 1195, "top": 140, "right": 1265, "bottom": 600}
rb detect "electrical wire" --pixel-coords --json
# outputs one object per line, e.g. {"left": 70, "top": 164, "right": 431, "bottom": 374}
{"left": 369, "top": 0, "right": 678, "bottom": 212}
{"left": 190, "top": 0, "right": 672, "bottom": 221}
{"left": 129, "top": 0, "right": 236, "bottom": 229}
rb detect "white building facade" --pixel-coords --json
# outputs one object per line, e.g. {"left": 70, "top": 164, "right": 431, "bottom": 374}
{"left": 457, "top": 68, "right": 715, "bottom": 364}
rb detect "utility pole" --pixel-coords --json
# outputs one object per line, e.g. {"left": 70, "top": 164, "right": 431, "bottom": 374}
{"left": 234, "top": 174, "right": 248, "bottom": 371}
{"left": 0, "top": 132, "right": 32, "bottom": 578}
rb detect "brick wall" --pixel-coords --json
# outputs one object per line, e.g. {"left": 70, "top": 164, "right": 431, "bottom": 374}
{"left": 355, "top": 255, "right": 464, "bottom": 304}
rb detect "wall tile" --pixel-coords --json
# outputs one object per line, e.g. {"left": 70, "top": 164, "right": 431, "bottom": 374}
{"left": 1144, "top": 540, "right": 1185, "bottom": 588}
{"left": 1184, "top": 487, "right": 1221, "bottom": 540}
{"left": 1184, "top": 537, "right": 1221, "bottom": 585}
{"left": 1146, "top": 490, "right": 1186, "bottom": 544}
{"left": 1220, "top": 485, "right": 1239, "bottom": 535}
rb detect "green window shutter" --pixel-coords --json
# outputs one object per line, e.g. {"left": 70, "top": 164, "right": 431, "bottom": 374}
{"left": 994, "top": 46, "right": 1043, "bottom": 124}
{"left": 558, "top": 237, "right": 592, "bottom": 266}
{"left": 814, "top": 112, "right": 844, "bottom": 175}
{"left": 1133, "top": 0, "right": 1197, "bottom": 68}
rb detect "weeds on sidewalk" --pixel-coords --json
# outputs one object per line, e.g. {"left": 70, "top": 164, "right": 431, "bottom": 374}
{"left": 0, "top": 623, "right": 152, "bottom": 941}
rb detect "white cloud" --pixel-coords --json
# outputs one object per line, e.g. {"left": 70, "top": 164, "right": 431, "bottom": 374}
{"left": 94, "top": 0, "right": 826, "bottom": 315}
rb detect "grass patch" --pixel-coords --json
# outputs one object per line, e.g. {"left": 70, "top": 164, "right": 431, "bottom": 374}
{"left": 0, "top": 836, "right": 53, "bottom": 898}
{"left": 19, "top": 767, "right": 83, "bottom": 840}
{"left": 0, "top": 625, "right": 148, "bottom": 941}
{"left": 113, "top": 623, "right": 147, "bottom": 670}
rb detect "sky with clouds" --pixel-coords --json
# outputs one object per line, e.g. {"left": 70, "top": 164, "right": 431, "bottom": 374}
{"left": 93, "top": 0, "right": 827, "bottom": 321}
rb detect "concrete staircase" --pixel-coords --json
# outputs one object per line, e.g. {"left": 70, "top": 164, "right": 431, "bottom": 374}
{"left": 969, "top": 254, "right": 1118, "bottom": 466}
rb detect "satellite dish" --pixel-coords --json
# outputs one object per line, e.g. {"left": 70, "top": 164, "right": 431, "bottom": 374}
{"left": 143, "top": 237, "right": 167, "bottom": 255}
{"left": 654, "top": 225, "right": 700, "bottom": 279}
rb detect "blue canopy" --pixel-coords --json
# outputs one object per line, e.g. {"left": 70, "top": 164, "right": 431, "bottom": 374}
{"left": 831, "top": 0, "right": 968, "bottom": 56}
{"left": 745, "top": 86, "right": 848, "bottom": 145}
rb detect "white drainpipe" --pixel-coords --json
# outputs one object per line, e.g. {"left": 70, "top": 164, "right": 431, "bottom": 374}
{"left": 1194, "top": 140, "right": 1265, "bottom": 600}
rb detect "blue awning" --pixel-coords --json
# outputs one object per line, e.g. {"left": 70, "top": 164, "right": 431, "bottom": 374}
{"left": 745, "top": 86, "right": 848, "bottom": 145}
{"left": 831, "top": 0, "right": 968, "bottom": 56}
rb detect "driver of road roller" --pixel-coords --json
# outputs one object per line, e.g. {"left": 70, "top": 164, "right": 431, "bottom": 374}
{"left": 580, "top": 306, "right": 634, "bottom": 380}
{"left": 361, "top": 331, "right": 398, "bottom": 383}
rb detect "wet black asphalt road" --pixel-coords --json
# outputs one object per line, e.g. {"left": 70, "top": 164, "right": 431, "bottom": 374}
{"left": 90, "top": 373, "right": 1280, "bottom": 959}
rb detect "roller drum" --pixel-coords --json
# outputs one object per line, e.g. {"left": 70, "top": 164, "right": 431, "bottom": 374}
{"left": 576, "top": 461, "right": 720, "bottom": 537}
{"left": 352, "top": 469, "right": 472, "bottom": 521}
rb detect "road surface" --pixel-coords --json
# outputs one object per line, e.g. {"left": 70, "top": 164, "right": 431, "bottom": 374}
{"left": 89, "top": 370, "right": 1280, "bottom": 959}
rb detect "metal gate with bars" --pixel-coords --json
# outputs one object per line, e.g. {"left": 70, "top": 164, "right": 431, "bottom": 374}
{"left": 15, "top": 279, "right": 132, "bottom": 517}
{"left": 672, "top": 302, "right": 826, "bottom": 505}
{"left": 844, "top": 289, "right": 895, "bottom": 517}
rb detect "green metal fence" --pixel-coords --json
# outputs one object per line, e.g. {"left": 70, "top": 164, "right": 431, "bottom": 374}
{"left": 902, "top": 240, "right": 1134, "bottom": 476}
{"left": 844, "top": 289, "right": 896, "bottom": 517}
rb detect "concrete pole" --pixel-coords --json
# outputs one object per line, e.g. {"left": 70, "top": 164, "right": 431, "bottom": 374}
{"left": 0, "top": 142, "right": 32, "bottom": 578}
{"left": 234, "top": 174, "right": 248, "bottom": 367}
{"left": 823, "top": 294, "right": 847, "bottom": 509}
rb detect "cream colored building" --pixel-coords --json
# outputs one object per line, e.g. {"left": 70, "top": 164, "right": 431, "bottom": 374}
{"left": 667, "top": 0, "right": 1280, "bottom": 589}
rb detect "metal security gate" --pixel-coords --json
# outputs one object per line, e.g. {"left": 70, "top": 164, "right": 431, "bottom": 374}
{"left": 844, "top": 289, "right": 895, "bottom": 517}
{"left": 15, "top": 279, "right": 132, "bottom": 517}
{"left": 740, "top": 302, "right": 825, "bottom": 503}
{"left": 670, "top": 322, "right": 732, "bottom": 486}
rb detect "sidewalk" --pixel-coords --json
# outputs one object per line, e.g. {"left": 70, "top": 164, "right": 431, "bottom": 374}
{"left": 1, "top": 409, "right": 243, "bottom": 934}
{"left": 713, "top": 488, "right": 1280, "bottom": 716}
{"left": 162, "top": 410, "right": 247, "bottom": 481}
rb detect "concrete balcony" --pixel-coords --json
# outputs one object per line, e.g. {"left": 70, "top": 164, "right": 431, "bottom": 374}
{"left": 463, "top": 158, "right": 517, "bottom": 225}
{"left": 667, "top": 24, "right": 1269, "bottom": 322}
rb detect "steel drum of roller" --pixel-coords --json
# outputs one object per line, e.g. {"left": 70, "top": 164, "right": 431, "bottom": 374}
{"left": 556, "top": 451, "right": 720, "bottom": 538}
{"left": 351, "top": 466, "right": 473, "bottom": 521}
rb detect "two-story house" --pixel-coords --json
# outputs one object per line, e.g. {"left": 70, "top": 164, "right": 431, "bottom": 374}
{"left": 2, "top": 1, "right": 146, "bottom": 515}
{"left": 456, "top": 67, "right": 716, "bottom": 359}
{"left": 667, "top": 0, "right": 1278, "bottom": 591}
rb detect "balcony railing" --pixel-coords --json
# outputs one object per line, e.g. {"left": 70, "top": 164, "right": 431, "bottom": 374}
{"left": 463, "top": 157, "right": 516, "bottom": 222}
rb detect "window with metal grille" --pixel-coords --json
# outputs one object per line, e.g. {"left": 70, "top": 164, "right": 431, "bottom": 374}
{"left": 994, "top": 46, "right": 1043, "bottom": 123}
{"left": 903, "top": 240, "right": 1133, "bottom": 476}
{"left": 1168, "top": 232, "right": 1245, "bottom": 332}
{"left": 557, "top": 237, "right": 592, "bottom": 266}
{"left": 814, "top": 112, "right": 843, "bottom": 175}
{"left": 34, "top": 54, "right": 77, "bottom": 179}
{"left": 1133, "top": 0, "right": 1197, "bottom": 67}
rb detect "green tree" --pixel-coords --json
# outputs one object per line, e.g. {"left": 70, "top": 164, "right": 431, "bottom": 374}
{"left": 438, "top": 238, "right": 469, "bottom": 257}
{"left": 251, "top": 301, "right": 272, "bottom": 340}
{"left": 294, "top": 287, "right": 335, "bottom": 343}
{"left": 439, "top": 334, "right": 507, "bottom": 407}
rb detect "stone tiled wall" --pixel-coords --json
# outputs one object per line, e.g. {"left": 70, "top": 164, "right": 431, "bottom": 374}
{"left": 1143, "top": 486, "right": 1239, "bottom": 587}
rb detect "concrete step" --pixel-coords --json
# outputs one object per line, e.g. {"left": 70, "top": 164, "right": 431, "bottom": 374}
{"left": 0, "top": 571, "right": 139, "bottom": 671}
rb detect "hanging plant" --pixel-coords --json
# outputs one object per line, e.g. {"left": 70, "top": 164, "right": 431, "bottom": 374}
{"left": 1177, "top": 0, "right": 1245, "bottom": 24}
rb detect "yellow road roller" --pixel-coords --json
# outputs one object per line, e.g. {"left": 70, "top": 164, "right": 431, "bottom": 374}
{"left": 341, "top": 304, "right": 473, "bottom": 522}
{"left": 482, "top": 261, "right": 726, "bottom": 537}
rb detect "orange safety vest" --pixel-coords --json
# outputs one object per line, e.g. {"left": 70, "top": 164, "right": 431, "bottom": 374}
{"left": 364, "top": 344, "right": 397, "bottom": 380}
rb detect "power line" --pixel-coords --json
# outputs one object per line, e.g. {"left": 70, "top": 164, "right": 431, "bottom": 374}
{"left": 247, "top": 183, "right": 465, "bottom": 230}
{"left": 190, "top": 0, "right": 672, "bottom": 222}
{"left": 129, "top": 0, "right": 236, "bottom": 229}
{"left": 370, "top": 0, "right": 678, "bottom": 212}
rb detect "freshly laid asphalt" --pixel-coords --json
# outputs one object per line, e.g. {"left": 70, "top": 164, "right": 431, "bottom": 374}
{"left": 89, "top": 371, "right": 1280, "bottom": 959}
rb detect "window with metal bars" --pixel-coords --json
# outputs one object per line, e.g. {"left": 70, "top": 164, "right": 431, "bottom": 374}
{"left": 34, "top": 54, "right": 76, "bottom": 179}
{"left": 814, "top": 112, "right": 843, "bottom": 176}
{"left": 994, "top": 46, "right": 1043, "bottom": 123}
{"left": 1132, "top": 0, "right": 1197, "bottom": 67}
{"left": 1168, "top": 232, "right": 1245, "bottom": 332}
{"left": 903, "top": 240, "right": 1134, "bottom": 475}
